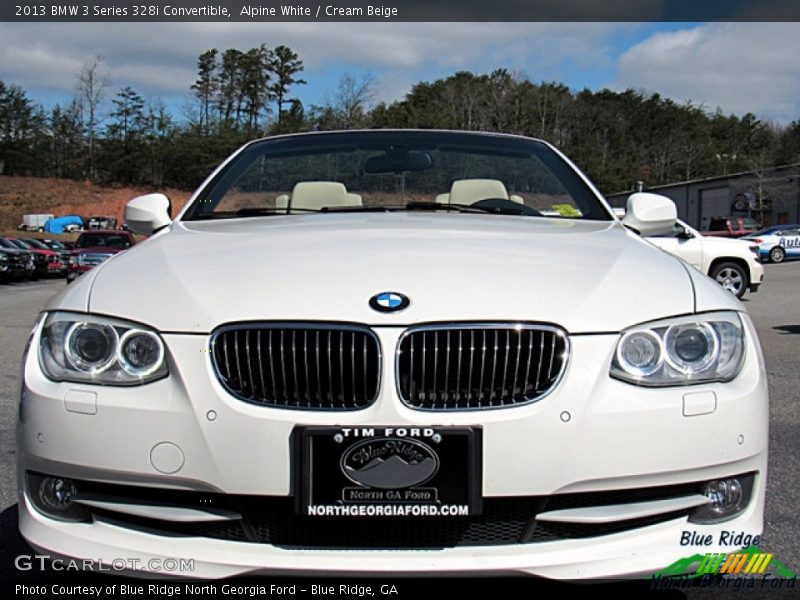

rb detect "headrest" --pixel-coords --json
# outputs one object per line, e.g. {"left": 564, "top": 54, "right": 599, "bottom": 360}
{"left": 449, "top": 179, "right": 509, "bottom": 205}
{"left": 290, "top": 181, "right": 349, "bottom": 210}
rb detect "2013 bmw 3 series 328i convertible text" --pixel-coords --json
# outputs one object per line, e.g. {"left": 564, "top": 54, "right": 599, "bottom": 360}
{"left": 17, "top": 130, "right": 768, "bottom": 579}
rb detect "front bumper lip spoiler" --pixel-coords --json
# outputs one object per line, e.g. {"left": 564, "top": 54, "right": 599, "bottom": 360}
{"left": 74, "top": 495, "right": 242, "bottom": 523}
{"left": 536, "top": 494, "right": 708, "bottom": 524}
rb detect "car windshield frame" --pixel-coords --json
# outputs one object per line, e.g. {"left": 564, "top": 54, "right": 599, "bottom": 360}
{"left": 182, "top": 131, "right": 612, "bottom": 223}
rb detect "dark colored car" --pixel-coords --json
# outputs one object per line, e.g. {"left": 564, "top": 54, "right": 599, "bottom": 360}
{"left": 0, "top": 238, "right": 38, "bottom": 280}
{"left": 5, "top": 237, "right": 63, "bottom": 278}
{"left": 0, "top": 244, "right": 35, "bottom": 282}
{"left": 0, "top": 248, "right": 33, "bottom": 282}
{"left": 67, "top": 230, "right": 137, "bottom": 283}
{"left": 21, "top": 238, "right": 68, "bottom": 276}
{"left": 39, "top": 239, "right": 68, "bottom": 251}
{"left": 38, "top": 239, "right": 73, "bottom": 264}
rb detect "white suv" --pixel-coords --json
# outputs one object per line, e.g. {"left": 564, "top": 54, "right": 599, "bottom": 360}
{"left": 647, "top": 219, "right": 765, "bottom": 299}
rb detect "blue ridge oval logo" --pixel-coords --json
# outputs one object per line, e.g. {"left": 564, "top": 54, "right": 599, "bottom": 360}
{"left": 341, "top": 438, "right": 439, "bottom": 489}
{"left": 369, "top": 291, "right": 410, "bottom": 313}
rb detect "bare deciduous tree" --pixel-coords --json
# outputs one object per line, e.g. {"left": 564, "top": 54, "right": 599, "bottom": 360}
{"left": 76, "top": 55, "right": 109, "bottom": 178}
{"left": 332, "top": 72, "right": 376, "bottom": 129}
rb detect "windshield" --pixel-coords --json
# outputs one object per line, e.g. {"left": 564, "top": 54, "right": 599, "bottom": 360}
{"left": 184, "top": 131, "right": 610, "bottom": 221}
{"left": 76, "top": 234, "right": 131, "bottom": 250}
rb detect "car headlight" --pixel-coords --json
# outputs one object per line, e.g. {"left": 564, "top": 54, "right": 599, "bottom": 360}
{"left": 39, "top": 312, "right": 168, "bottom": 385}
{"left": 610, "top": 311, "right": 745, "bottom": 386}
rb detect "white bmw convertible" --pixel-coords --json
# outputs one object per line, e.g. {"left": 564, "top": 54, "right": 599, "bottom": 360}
{"left": 17, "top": 130, "right": 768, "bottom": 579}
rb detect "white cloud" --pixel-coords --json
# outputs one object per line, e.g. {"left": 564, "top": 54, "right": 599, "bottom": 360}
{"left": 0, "top": 22, "right": 624, "bottom": 105}
{"left": 615, "top": 23, "right": 800, "bottom": 122}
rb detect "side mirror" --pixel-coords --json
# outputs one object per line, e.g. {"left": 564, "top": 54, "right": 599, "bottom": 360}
{"left": 622, "top": 192, "right": 676, "bottom": 236}
{"left": 125, "top": 193, "right": 172, "bottom": 235}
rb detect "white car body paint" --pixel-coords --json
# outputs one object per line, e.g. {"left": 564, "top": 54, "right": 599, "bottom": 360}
{"left": 17, "top": 131, "right": 768, "bottom": 579}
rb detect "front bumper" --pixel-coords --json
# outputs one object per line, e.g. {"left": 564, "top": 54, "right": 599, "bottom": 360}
{"left": 750, "top": 259, "right": 765, "bottom": 290}
{"left": 1, "top": 263, "right": 34, "bottom": 280}
{"left": 17, "top": 314, "right": 769, "bottom": 578}
{"left": 20, "top": 486, "right": 765, "bottom": 579}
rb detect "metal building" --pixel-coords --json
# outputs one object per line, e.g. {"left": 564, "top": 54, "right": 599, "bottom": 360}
{"left": 606, "top": 164, "right": 800, "bottom": 230}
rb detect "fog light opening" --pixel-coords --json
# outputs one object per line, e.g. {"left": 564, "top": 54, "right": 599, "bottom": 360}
{"left": 39, "top": 477, "right": 78, "bottom": 511}
{"left": 704, "top": 478, "right": 743, "bottom": 515}
{"left": 690, "top": 473, "right": 754, "bottom": 524}
{"left": 27, "top": 473, "right": 90, "bottom": 522}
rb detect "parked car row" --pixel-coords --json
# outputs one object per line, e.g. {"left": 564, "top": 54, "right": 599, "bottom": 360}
{"left": 0, "top": 230, "right": 136, "bottom": 284}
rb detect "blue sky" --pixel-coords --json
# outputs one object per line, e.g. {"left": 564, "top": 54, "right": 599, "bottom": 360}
{"left": 1, "top": 22, "right": 798, "bottom": 123}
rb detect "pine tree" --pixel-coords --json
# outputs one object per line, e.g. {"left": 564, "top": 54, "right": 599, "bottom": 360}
{"left": 269, "top": 45, "right": 306, "bottom": 125}
{"left": 191, "top": 49, "right": 218, "bottom": 135}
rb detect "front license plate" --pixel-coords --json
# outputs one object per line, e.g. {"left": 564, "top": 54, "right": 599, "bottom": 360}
{"left": 295, "top": 426, "right": 482, "bottom": 517}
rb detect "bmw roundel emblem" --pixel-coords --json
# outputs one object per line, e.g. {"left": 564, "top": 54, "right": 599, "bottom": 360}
{"left": 369, "top": 291, "right": 410, "bottom": 313}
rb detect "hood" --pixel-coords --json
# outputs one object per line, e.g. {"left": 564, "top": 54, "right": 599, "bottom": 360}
{"left": 0, "top": 247, "right": 30, "bottom": 257}
{"left": 29, "top": 248, "right": 57, "bottom": 257}
{"left": 704, "top": 236, "right": 758, "bottom": 248}
{"left": 84, "top": 213, "right": 707, "bottom": 334}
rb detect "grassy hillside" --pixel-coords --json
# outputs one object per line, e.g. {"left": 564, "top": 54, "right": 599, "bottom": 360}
{"left": 0, "top": 176, "right": 192, "bottom": 232}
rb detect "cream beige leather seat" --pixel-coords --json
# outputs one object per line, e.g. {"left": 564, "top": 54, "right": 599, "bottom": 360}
{"left": 439, "top": 179, "right": 522, "bottom": 205}
{"left": 276, "top": 182, "right": 362, "bottom": 210}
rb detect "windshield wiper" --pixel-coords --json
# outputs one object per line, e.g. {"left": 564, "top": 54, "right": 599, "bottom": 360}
{"left": 404, "top": 201, "right": 532, "bottom": 216}
{"left": 236, "top": 207, "right": 321, "bottom": 216}
{"left": 319, "top": 205, "right": 394, "bottom": 213}
{"left": 191, "top": 207, "right": 321, "bottom": 220}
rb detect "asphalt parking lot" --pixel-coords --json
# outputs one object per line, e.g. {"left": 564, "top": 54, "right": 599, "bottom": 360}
{"left": 0, "top": 268, "right": 798, "bottom": 586}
